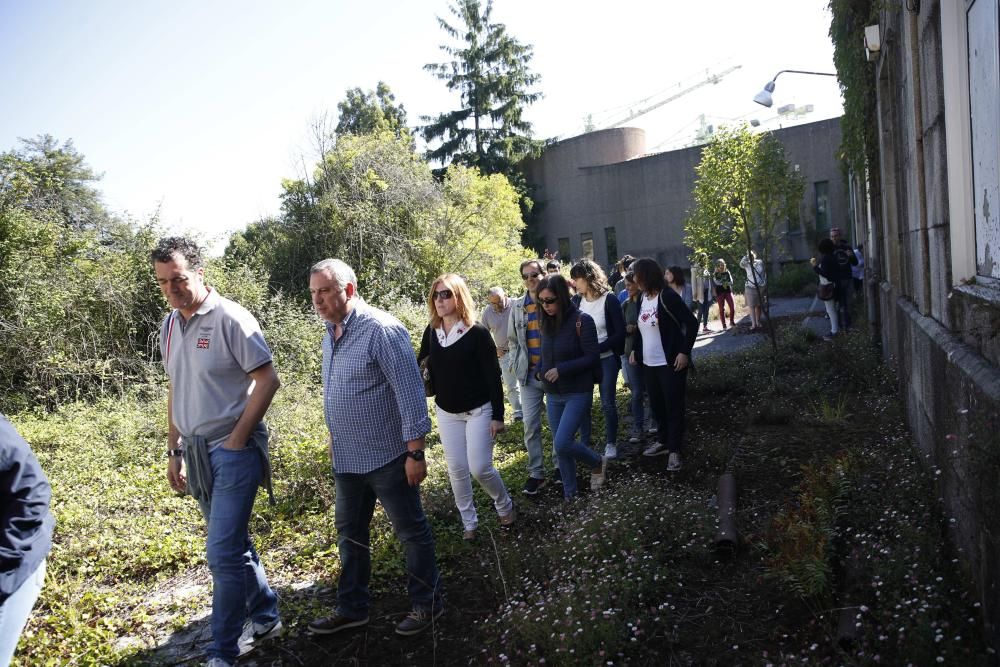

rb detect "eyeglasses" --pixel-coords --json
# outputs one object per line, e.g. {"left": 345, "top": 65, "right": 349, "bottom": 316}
{"left": 537, "top": 296, "right": 558, "bottom": 305}
{"left": 432, "top": 289, "right": 454, "bottom": 301}
{"left": 521, "top": 272, "right": 541, "bottom": 280}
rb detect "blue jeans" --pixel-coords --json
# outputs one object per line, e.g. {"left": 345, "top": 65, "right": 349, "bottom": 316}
{"left": 197, "top": 446, "right": 279, "bottom": 661}
{"left": 519, "top": 377, "right": 549, "bottom": 479}
{"left": 0, "top": 560, "right": 45, "bottom": 665}
{"left": 547, "top": 392, "right": 602, "bottom": 498}
{"left": 579, "top": 355, "right": 620, "bottom": 448}
{"left": 498, "top": 353, "right": 522, "bottom": 418}
{"left": 334, "top": 454, "right": 441, "bottom": 618}
{"left": 621, "top": 356, "right": 645, "bottom": 436}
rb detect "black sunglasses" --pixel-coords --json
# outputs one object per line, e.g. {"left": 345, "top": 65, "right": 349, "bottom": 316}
{"left": 537, "top": 296, "right": 559, "bottom": 305}
{"left": 433, "top": 289, "right": 454, "bottom": 300}
{"left": 521, "top": 271, "right": 541, "bottom": 280}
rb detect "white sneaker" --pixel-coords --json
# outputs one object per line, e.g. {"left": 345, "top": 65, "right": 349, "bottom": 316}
{"left": 238, "top": 618, "right": 283, "bottom": 656}
{"left": 642, "top": 441, "right": 668, "bottom": 457}
{"left": 667, "top": 452, "right": 682, "bottom": 471}
{"left": 206, "top": 659, "right": 234, "bottom": 667}
{"left": 628, "top": 433, "right": 641, "bottom": 444}
{"left": 604, "top": 443, "right": 618, "bottom": 459}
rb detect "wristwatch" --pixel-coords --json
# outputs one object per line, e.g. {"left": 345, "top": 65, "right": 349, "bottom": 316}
{"left": 406, "top": 449, "right": 426, "bottom": 461}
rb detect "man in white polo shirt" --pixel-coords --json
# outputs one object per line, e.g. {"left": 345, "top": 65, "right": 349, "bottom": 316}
{"left": 153, "top": 236, "right": 281, "bottom": 667}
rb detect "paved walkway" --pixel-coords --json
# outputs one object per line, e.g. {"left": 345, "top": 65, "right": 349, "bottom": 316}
{"left": 692, "top": 296, "right": 830, "bottom": 359}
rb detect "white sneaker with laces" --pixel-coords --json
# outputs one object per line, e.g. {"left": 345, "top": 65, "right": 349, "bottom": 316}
{"left": 642, "top": 441, "right": 668, "bottom": 457}
{"left": 590, "top": 455, "right": 608, "bottom": 491}
{"left": 667, "top": 452, "right": 682, "bottom": 471}
{"left": 205, "top": 658, "right": 234, "bottom": 667}
{"left": 238, "top": 618, "right": 283, "bottom": 656}
{"left": 604, "top": 443, "right": 618, "bottom": 459}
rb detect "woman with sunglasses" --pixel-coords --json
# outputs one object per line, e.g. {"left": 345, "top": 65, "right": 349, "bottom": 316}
{"left": 629, "top": 258, "right": 699, "bottom": 471}
{"left": 417, "top": 274, "right": 515, "bottom": 540}
{"left": 569, "top": 259, "right": 626, "bottom": 460}
{"left": 533, "top": 274, "right": 607, "bottom": 499}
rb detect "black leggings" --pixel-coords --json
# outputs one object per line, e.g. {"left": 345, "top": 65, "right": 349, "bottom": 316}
{"left": 643, "top": 363, "right": 688, "bottom": 453}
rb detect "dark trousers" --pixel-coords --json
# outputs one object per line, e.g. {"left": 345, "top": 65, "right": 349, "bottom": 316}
{"left": 643, "top": 363, "right": 688, "bottom": 453}
{"left": 835, "top": 278, "right": 853, "bottom": 330}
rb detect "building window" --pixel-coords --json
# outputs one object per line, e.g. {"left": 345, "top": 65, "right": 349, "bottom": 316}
{"left": 814, "top": 181, "right": 830, "bottom": 235}
{"left": 581, "top": 232, "right": 594, "bottom": 260}
{"left": 604, "top": 226, "right": 618, "bottom": 266}
{"left": 557, "top": 237, "right": 570, "bottom": 262}
{"left": 968, "top": 0, "right": 1000, "bottom": 279}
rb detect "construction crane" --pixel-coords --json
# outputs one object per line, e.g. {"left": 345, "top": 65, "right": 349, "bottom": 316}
{"left": 596, "top": 65, "right": 742, "bottom": 130}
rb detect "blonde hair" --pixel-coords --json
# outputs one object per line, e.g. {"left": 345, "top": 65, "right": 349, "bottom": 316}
{"left": 427, "top": 273, "right": 476, "bottom": 329}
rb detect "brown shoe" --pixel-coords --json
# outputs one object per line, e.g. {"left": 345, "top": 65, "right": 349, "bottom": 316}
{"left": 462, "top": 529, "right": 477, "bottom": 541}
{"left": 499, "top": 506, "right": 516, "bottom": 529}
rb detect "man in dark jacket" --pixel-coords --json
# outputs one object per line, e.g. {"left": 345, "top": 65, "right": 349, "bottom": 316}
{"left": 0, "top": 415, "right": 54, "bottom": 666}
{"left": 830, "top": 227, "right": 858, "bottom": 330}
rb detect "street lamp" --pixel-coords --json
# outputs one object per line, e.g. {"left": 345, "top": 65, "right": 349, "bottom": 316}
{"left": 753, "top": 69, "right": 837, "bottom": 107}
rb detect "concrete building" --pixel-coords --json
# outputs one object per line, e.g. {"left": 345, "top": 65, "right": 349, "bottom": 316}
{"left": 522, "top": 117, "right": 849, "bottom": 269}
{"left": 863, "top": 0, "right": 1000, "bottom": 646}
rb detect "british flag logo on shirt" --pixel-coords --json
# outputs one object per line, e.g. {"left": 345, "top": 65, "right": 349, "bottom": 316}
{"left": 197, "top": 337, "right": 210, "bottom": 349}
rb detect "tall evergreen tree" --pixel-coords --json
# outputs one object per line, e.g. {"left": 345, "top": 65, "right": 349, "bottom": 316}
{"left": 422, "top": 0, "right": 542, "bottom": 177}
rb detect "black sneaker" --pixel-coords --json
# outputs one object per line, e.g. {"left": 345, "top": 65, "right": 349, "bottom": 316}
{"left": 395, "top": 607, "right": 444, "bottom": 636}
{"left": 551, "top": 468, "right": 563, "bottom": 485}
{"left": 308, "top": 611, "right": 370, "bottom": 635}
{"left": 522, "top": 477, "right": 546, "bottom": 495}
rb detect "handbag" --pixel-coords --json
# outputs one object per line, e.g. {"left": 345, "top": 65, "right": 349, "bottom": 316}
{"left": 817, "top": 282, "right": 835, "bottom": 301}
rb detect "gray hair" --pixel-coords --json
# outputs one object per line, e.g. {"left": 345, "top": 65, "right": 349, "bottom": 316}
{"left": 310, "top": 259, "right": 357, "bottom": 291}
{"left": 488, "top": 286, "right": 506, "bottom": 298}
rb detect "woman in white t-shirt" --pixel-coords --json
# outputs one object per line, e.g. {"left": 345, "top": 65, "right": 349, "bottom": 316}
{"left": 569, "top": 259, "right": 626, "bottom": 460}
{"left": 628, "top": 258, "right": 699, "bottom": 472}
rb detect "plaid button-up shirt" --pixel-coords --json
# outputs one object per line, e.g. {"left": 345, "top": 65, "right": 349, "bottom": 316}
{"left": 321, "top": 300, "right": 431, "bottom": 474}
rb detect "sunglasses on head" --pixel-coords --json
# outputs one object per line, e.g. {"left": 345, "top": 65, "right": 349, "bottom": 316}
{"left": 521, "top": 271, "right": 541, "bottom": 280}
{"left": 433, "top": 289, "right": 453, "bottom": 301}
{"left": 537, "top": 296, "right": 558, "bottom": 305}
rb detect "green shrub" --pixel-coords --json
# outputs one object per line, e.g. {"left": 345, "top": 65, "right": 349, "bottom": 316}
{"left": 771, "top": 261, "right": 817, "bottom": 297}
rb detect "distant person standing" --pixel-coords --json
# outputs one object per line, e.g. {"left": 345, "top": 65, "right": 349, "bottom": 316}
{"left": 481, "top": 287, "right": 522, "bottom": 421}
{"left": 712, "top": 259, "right": 736, "bottom": 330}
{"left": 830, "top": 227, "right": 858, "bottom": 330}
{"left": 419, "top": 275, "right": 515, "bottom": 541}
{"left": 545, "top": 259, "right": 562, "bottom": 275}
{"left": 620, "top": 272, "right": 647, "bottom": 445}
{"left": 739, "top": 251, "right": 766, "bottom": 332}
{"left": 812, "top": 238, "right": 840, "bottom": 340}
{"left": 153, "top": 236, "right": 282, "bottom": 666}
{"left": 0, "top": 415, "right": 54, "bottom": 667}
{"left": 690, "top": 256, "right": 711, "bottom": 334}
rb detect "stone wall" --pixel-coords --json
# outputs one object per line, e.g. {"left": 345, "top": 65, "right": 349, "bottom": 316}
{"left": 873, "top": 0, "right": 1000, "bottom": 646}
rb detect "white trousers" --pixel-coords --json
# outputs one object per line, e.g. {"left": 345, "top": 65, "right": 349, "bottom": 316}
{"left": 823, "top": 298, "right": 839, "bottom": 335}
{"left": 436, "top": 402, "right": 514, "bottom": 530}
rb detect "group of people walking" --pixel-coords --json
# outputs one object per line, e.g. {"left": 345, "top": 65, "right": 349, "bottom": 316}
{"left": 0, "top": 233, "right": 763, "bottom": 666}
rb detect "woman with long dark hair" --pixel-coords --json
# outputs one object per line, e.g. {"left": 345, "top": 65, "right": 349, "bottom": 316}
{"left": 417, "top": 274, "right": 515, "bottom": 540}
{"left": 533, "top": 274, "right": 607, "bottom": 499}
{"left": 621, "top": 272, "right": 646, "bottom": 445}
{"left": 629, "top": 258, "right": 699, "bottom": 471}
{"left": 569, "top": 259, "right": 626, "bottom": 459}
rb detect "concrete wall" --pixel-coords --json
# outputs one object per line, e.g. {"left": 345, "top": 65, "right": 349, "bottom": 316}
{"left": 523, "top": 118, "right": 848, "bottom": 269}
{"left": 872, "top": 0, "right": 1000, "bottom": 646}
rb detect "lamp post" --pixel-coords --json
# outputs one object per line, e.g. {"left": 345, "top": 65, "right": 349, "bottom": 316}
{"left": 753, "top": 69, "right": 837, "bottom": 107}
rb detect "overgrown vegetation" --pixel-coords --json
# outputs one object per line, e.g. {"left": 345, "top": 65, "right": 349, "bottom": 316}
{"left": 9, "top": 312, "right": 990, "bottom": 665}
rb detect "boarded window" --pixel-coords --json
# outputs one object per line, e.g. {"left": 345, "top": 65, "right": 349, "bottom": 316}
{"left": 557, "top": 237, "right": 570, "bottom": 262}
{"left": 968, "top": 0, "right": 1000, "bottom": 279}
{"left": 604, "top": 226, "right": 618, "bottom": 266}
{"left": 814, "top": 181, "right": 830, "bottom": 235}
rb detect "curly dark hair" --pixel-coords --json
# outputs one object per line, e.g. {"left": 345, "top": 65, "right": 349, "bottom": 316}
{"left": 150, "top": 236, "right": 204, "bottom": 269}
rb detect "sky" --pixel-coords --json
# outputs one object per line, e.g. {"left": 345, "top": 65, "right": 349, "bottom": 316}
{"left": 0, "top": 0, "right": 843, "bottom": 250}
